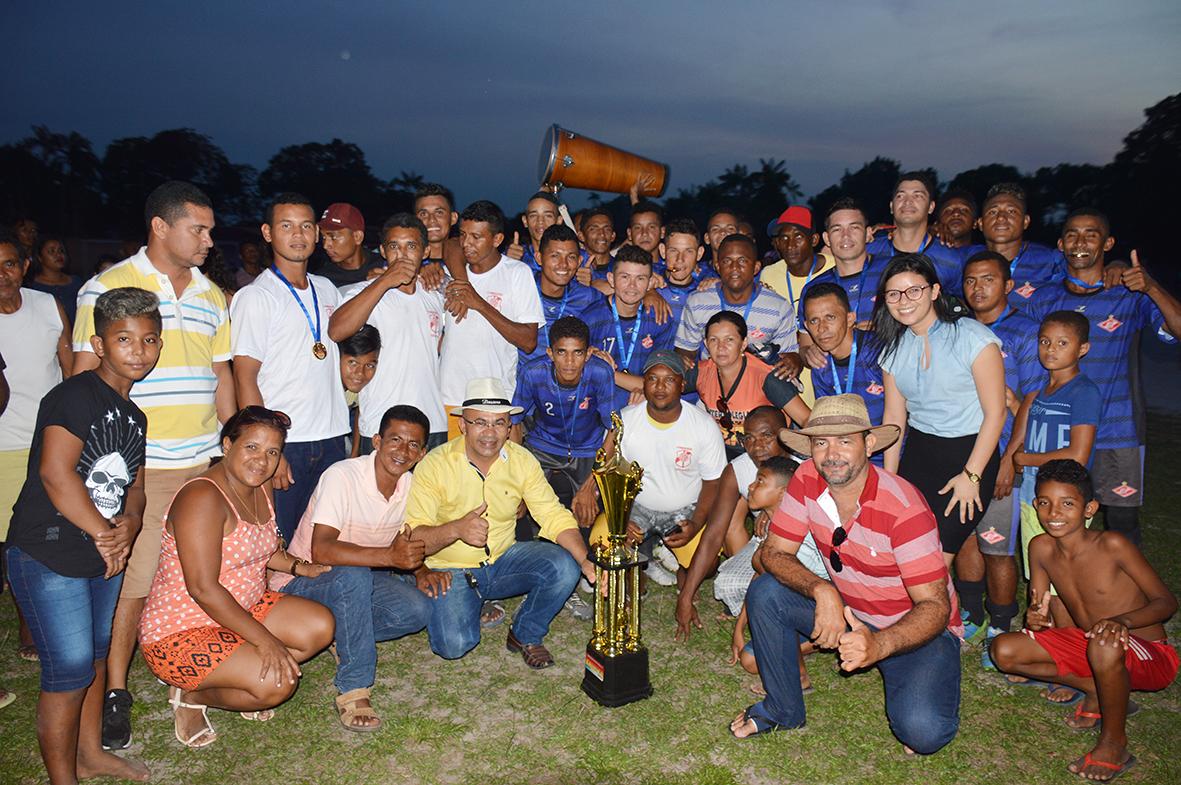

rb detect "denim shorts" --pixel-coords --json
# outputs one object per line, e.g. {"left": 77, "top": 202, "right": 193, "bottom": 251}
{"left": 5, "top": 545, "right": 123, "bottom": 692}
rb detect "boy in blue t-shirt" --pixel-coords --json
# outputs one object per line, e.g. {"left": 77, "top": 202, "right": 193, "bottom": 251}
{"left": 512, "top": 316, "right": 615, "bottom": 528}
{"left": 657, "top": 217, "right": 716, "bottom": 329}
{"left": 519, "top": 224, "right": 602, "bottom": 367}
{"left": 1025, "top": 208, "right": 1181, "bottom": 545}
{"left": 1011, "top": 310, "right": 1101, "bottom": 573}
{"left": 582, "top": 245, "right": 677, "bottom": 410}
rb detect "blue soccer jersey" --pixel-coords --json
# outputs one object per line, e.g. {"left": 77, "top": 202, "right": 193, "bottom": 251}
{"left": 519, "top": 276, "right": 604, "bottom": 365}
{"left": 583, "top": 296, "right": 677, "bottom": 409}
{"left": 511, "top": 355, "right": 616, "bottom": 458}
{"left": 978, "top": 308, "right": 1046, "bottom": 452}
{"left": 866, "top": 234, "right": 967, "bottom": 297}
{"left": 659, "top": 266, "right": 718, "bottom": 329}
{"left": 800, "top": 255, "right": 887, "bottom": 325}
{"left": 1026, "top": 283, "right": 1176, "bottom": 449}
{"left": 810, "top": 329, "right": 886, "bottom": 463}
{"left": 964, "top": 242, "right": 1065, "bottom": 309}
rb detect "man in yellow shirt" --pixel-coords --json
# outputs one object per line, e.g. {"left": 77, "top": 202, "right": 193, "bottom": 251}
{"left": 406, "top": 378, "right": 595, "bottom": 669}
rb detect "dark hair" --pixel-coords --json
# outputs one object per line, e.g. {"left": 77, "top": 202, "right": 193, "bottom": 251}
{"left": 871, "top": 254, "right": 962, "bottom": 362}
{"left": 32, "top": 235, "right": 69, "bottom": 276}
{"left": 460, "top": 200, "right": 506, "bottom": 236}
{"left": 221, "top": 405, "right": 291, "bottom": 445}
{"left": 0, "top": 232, "right": 20, "bottom": 255}
{"left": 759, "top": 455, "right": 796, "bottom": 484}
{"left": 801, "top": 281, "right": 851, "bottom": 314}
{"left": 414, "top": 183, "right": 455, "bottom": 211}
{"left": 663, "top": 217, "right": 700, "bottom": 242}
{"left": 94, "top": 287, "right": 162, "bottom": 336}
{"left": 265, "top": 192, "right": 314, "bottom": 225}
{"left": 539, "top": 223, "right": 579, "bottom": 254}
{"left": 580, "top": 206, "right": 615, "bottom": 229}
{"left": 705, "top": 309, "right": 748, "bottom": 340}
{"left": 548, "top": 315, "right": 590, "bottom": 348}
{"left": 707, "top": 207, "right": 742, "bottom": 226}
{"left": 378, "top": 404, "right": 430, "bottom": 442}
{"left": 527, "top": 191, "right": 560, "bottom": 208}
{"left": 893, "top": 171, "right": 936, "bottom": 198}
{"left": 1035, "top": 458, "right": 1094, "bottom": 502}
{"left": 612, "top": 243, "right": 653, "bottom": 270}
{"left": 381, "top": 212, "right": 429, "bottom": 246}
{"left": 939, "top": 187, "right": 978, "bottom": 215}
{"left": 717, "top": 233, "right": 757, "bottom": 258}
{"left": 1064, "top": 206, "right": 1110, "bottom": 235}
{"left": 338, "top": 324, "right": 381, "bottom": 357}
{"left": 963, "top": 250, "right": 1011, "bottom": 282}
{"left": 630, "top": 200, "right": 664, "bottom": 224}
{"left": 746, "top": 404, "right": 788, "bottom": 429}
{"left": 984, "top": 182, "right": 1026, "bottom": 211}
{"left": 1040, "top": 310, "right": 1090, "bottom": 344}
{"left": 144, "top": 180, "right": 212, "bottom": 231}
{"left": 824, "top": 197, "right": 865, "bottom": 229}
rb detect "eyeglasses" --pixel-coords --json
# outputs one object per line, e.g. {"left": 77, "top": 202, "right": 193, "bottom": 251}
{"left": 883, "top": 285, "right": 930, "bottom": 304}
{"left": 462, "top": 416, "right": 511, "bottom": 431}
{"left": 829, "top": 524, "right": 848, "bottom": 573}
{"left": 715, "top": 396, "right": 734, "bottom": 432}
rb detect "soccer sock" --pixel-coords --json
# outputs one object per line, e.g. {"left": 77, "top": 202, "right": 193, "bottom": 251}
{"left": 986, "top": 600, "right": 1019, "bottom": 633}
{"left": 1103, "top": 506, "right": 1141, "bottom": 547}
{"left": 955, "top": 578, "right": 986, "bottom": 626}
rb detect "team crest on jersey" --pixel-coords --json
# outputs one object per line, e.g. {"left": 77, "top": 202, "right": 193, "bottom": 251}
{"left": 487, "top": 292, "right": 504, "bottom": 309}
{"left": 674, "top": 446, "right": 693, "bottom": 469}
{"left": 324, "top": 304, "right": 336, "bottom": 317}
{"left": 1098, "top": 315, "right": 1122, "bottom": 333}
{"left": 979, "top": 527, "right": 1006, "bottom": 545}
{"left": 579, "top": 397, "right": 590, "bottom": 410}
{"left": 1111, "top": 482, "right": 1138, "bottom": 498}
{"left": 865, "top": 382, "right": 884, "bottom": 396}
{"left": 428, "top": 311, "right": 441, "bottom": 336}
{"left": 1015, "top": 282, "right": 1036, "bottom": 299}
{"left": 641, "top": 335, "right": 654, "bottom": 348}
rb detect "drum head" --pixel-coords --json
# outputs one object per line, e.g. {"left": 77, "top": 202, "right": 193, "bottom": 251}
{"left": 537, "top": 124, "right": 559, "bottom": 185}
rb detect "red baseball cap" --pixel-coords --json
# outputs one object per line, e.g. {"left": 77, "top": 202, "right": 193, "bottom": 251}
{"left": 766, "top": 205, "right": 813, "bottom": 237}
{"left": 318, "top": 203, "right": 365, "bottom": 232}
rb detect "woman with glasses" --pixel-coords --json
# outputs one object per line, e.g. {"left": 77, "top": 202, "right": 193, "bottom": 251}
{"left": 138, "top": 407, "right": 334, "bottom": 748}
{"left": 873, "top": 254, "right": 1006, "bottom": 570}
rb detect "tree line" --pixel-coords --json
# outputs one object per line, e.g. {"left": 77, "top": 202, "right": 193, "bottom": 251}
{"left": 1, "top": 93, "right": 1176, "bottom": 271}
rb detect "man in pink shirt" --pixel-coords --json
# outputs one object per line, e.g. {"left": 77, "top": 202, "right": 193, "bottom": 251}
{"left": 729, "top": 395, "right": 962, "bottom": 755}
{"left": 270, "top": 405, "right": 439, "bottom": 732}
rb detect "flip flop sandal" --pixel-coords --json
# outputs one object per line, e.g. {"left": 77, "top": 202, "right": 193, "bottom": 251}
{"left": 0, "top": 689, "right": 15, "bottom": 710}
{"left": 1069, "top": 753, "right": 1137, "bottom": 781}
{"left": 1067, "top": 701, "right": 1140, "bottom": 732}
{"left": 480, "top": 601, "right": 506, "bottom": 629}
{"left": 17, "top": 645, "right": 39, "bottom": 662}
{"left": 1004, "top": 675, "right": 1054, "bottom": 690}
{"left": 335, "top": 688, "right": 382, "bottom": 733}
{"left": 169, "top": 687, "right": 217, "bottom": 749}
{"left": 730, "top": 702, "right": 794, "bottom": 738}
{"left": 1042, "top": 685, "right": 1084, "bottom": 705}
{"left": 239, "top": 709, "right": 275, "bottom": 721}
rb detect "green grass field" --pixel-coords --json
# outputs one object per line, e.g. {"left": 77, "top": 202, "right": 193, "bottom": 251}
{"left": 2, "top": 415, "right": 1179, "bottom": 785}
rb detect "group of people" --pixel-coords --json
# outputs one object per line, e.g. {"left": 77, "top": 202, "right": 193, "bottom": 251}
{"left": 1, "top": 169, "right": 1177, "bottom": 783}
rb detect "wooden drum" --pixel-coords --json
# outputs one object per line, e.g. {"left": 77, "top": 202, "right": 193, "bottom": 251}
{"left": 538, "top": 124, "right": 668, "bottom": 197}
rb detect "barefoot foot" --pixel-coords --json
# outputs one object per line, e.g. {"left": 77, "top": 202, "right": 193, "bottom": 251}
{"left": 77, "top": 749, "right": 150, "bottom": 782}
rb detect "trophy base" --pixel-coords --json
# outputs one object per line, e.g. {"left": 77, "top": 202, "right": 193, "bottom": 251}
{"left": 581, "top": 645, "right": 653, "bottom": 707}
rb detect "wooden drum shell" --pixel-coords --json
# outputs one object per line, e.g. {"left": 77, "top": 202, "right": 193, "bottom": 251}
{"left": 538, "top": 125, "right": 668, "bottom": 197}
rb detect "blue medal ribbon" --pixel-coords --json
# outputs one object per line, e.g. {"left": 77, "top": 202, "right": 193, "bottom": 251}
{"left": 555, "top": 372, "right": 587, "bottom": 457}
{"left": 1065, "top": 274, "right": 1104, "bottom": 291}
{"left": 784, "top": 255, "right": 821, "bottom": 310}
{"left": 718, "top": 283, "right": 760, "bottom": 323}
{"left": 611, "top": 296, "right": 643, "bottom": 373}
{"left": 828, "top": 332, "right": 859, "bottom": 395}
{"left": 270, "top": 267, "right": 322, "bottom": 346}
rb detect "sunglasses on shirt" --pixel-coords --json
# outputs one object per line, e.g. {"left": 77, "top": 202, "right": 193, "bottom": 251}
{"left": 830, "top": 524, "right": 848, "bottom": 573}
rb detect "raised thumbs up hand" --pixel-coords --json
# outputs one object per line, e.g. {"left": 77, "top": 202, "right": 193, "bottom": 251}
{"left": 507, "top": 230, "right": 525, "bottom": 260}
{"left": 838, "top": 606, "right": 878, "bottom": 671}
{"left": 1120, "top": 248, "right": 1153, "bottom": 293}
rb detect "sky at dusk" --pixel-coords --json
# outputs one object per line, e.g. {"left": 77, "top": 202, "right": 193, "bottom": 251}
{"left": 4, "top": 1, "right": 1179, "bottom": 211}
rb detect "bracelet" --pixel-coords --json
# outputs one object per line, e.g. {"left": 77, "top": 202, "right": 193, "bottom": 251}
{"left": 290, "top": 558, "right": 306, "bottom": 577}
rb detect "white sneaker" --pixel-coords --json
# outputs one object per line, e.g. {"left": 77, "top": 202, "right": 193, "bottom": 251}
{"left": 644, "top": 561, "right": 676, "bottom": 586}
{"left": 565, "top": 592, "right": 594, "bottom": 621}
{"left": 653, "top": 543, "right": 680, "bottom": 573}
{"left": 578, "top": 577, "right": 594, "bottom": 595}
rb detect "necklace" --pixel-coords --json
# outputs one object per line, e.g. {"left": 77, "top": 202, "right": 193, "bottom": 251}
{"left": 223, "top": 471, "right": 259, "bottom": 525}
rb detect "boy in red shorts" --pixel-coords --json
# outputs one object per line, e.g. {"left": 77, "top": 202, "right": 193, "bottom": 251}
{"left": 990, "top": 459, "right": 1177, "bottom": 782}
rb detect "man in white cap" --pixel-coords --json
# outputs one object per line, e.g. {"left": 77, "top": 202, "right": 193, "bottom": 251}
{"left": 404, "top": 378, "right": 595, "bottom": 668}
{"left": 729, "top": 394, "right": 962, "bottom": 756}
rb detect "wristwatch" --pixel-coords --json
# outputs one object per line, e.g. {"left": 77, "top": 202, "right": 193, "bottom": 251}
{"left": 963, "top": 468, "right": 981, "bottom": 484}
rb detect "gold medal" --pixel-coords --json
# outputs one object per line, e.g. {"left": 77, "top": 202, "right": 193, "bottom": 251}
{"left": 312, "top": 341, "right": 327, "bottom": 360}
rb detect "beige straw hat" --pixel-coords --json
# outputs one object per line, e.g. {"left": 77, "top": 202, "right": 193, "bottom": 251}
{"left": 779, "top": 394, "right": 900, "bottom": 456}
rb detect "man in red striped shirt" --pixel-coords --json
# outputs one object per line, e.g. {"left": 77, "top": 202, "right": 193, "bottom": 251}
{"left": 729, "top": 394, "right": 962, "bottom": 755}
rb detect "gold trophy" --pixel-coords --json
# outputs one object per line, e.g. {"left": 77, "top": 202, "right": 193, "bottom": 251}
{"left": 582, "top": 412, "right": 653, "bottom": 707}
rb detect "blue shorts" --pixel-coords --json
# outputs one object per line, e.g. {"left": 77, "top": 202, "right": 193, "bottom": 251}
{"left": 6, "top": 545, "right": 123, "bottom": 692}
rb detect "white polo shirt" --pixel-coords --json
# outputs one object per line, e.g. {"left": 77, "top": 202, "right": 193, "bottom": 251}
{"left": 619, "top": 401, "right": 727, "bottom": 512}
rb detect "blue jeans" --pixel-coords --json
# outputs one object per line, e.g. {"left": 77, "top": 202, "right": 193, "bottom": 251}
{"left": 5, "top": 545, "right": 123, "bottom": 692}
{"left": 274, "top": 436, "right": 347, "bottom": 544}
{"left": 427, "top": 541, "right": 579, "bottom": 659}
{"left": 281, "top": 565, "right": 431, "bottom": 693}
{"left": 746, "top": 573, "right": 961, "bottom": 754}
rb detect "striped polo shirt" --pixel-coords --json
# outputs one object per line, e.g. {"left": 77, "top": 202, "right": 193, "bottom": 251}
{"left": 73, "top": 248, "right": 230, "bottom": 469}
{"left": 675, "top": 282, "right": 798, "bottom": 360}
{"left": 770, "top": 459, "right": 960, "bottom": 631}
